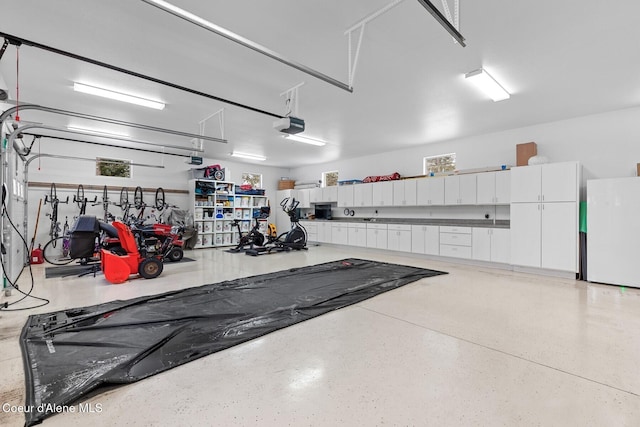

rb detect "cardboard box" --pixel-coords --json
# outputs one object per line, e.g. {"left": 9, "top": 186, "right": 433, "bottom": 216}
{"left": 516, "top": 142, "right": 537, "bottom": 166}
{"left": 277, "top": 179, "right": 295, "bottom": 190}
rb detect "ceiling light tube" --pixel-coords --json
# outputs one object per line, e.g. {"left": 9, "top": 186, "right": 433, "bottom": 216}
{"left": 464, "top": 68, "right": 510, "bottom": 102}
{"left": 282, "top": 134, "right": 326, "bottom": 146}
{"left": 67, "top": 126, "right": 130, "bottom": 138}
{"left": 230, "top": 151, "right": 266, "bottom": 161}
{"left": 74, "top": 82, "right": 165, "bottom": 110}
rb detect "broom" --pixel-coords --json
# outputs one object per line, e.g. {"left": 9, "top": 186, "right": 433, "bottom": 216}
{"left": 30, "top": 198, "right": 43, "bottom": 254}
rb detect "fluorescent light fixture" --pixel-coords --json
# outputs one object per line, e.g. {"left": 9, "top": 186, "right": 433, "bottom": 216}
{"left": 282, "top": 134, "right": 326, "bottom": 146}
{"left": 73, "top": 82, "right": 165, "bottom": 110}
{"left": 230, "top": 151, "right": 266, "bottom": 161}
{"left": 67, "top": 126, "right": 130, "bottom": 138}
{"left": 464, "top": 68, "right": 510, "bottom": 102}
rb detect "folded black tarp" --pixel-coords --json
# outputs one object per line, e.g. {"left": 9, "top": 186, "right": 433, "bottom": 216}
{"left": 21, "top": 258, "right": 446, "bottom": 425}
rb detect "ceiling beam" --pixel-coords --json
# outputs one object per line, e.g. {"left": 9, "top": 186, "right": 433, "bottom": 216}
{"left": 141, "top": 0, "right": 354, "bottom": 93}
{"left": 0, "top": 31, "right": 284, "bottom": 119}
{"left": 416, "top": 0, "right": 466, "bottom": 46}
{"left": 0, "top": 103, "right": 225, "bottom": 144}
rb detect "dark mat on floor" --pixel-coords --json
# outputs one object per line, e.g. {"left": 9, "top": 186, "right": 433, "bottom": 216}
{"left": 44, "top": 257, "right": 197, "bottom": 278}
{"left": 20, "top": 258, "right": 446, "bottom": 426}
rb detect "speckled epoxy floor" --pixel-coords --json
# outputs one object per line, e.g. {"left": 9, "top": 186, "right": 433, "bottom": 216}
{"left": 1, "top": 245, "right": 639, "bottom": 426}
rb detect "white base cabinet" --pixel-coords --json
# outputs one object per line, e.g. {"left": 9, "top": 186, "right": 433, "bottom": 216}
{"left": 411, "top": 225, "right": 439, "bottom": 255}
{"left": 472, "top": 228, "right": 510, "bottom": 264}
{"left": 387, "top": 224, "right": 412, "bottom": 252}
{"left": 301, "top": 221, "right": 318, "bottom": 242}
{"left": 316, "top": 221, "right": 332, "bottom": 243}
{"left": 331, "top": 222, "right": 349, "bottom": 245}
{"left": 510, "top": 202, "right": 577, "bottom": 272}
{"left": 366, "top": 223, "right": 388, "bottom": 249}
{"left": 347, "top": 223, "right": 367, "bottom": 247}
{"left": 439, "top": 226, "right": 472, "bottom": 259}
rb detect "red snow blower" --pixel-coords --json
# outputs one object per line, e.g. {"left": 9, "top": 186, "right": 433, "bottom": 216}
{"left": 101, "top": 221, "right": 164, "bottom": 284}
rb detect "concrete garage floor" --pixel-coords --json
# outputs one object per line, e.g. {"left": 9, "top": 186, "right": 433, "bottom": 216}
{"left": 1, "top": 244, "right": 639, "bottom": 426}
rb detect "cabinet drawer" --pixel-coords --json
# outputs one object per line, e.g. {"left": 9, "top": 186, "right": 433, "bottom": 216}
{"left": 303, "top": 223, "right": 318, "bottom": 233}
{"left": 439, "top": 232, "right": 472, "bottom": 246}
{"left": 366, "top": 223, "right": 388, "bottom": 231}
{"left": 347, "top": 222, "right": 367, "bottom": 229}
{"left": 439, "top": 226, "right": 471, "bottom": 234}
{"left": 440, "top": 244, "right": 472, "bottom": 258}
{"left": 387, "top": 223, "right": 411, "bottom": 232}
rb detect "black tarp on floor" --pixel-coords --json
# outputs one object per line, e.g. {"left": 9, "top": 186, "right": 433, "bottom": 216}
{"left": 21, "top": 258, "right": 446, "bottom": 426}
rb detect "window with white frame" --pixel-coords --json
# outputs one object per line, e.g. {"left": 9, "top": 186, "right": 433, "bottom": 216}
{"left": 242, "top": 172, "right": 262, "bottom": 188}
{"left": 96, "top": 158, "right": 131, "bottom": 178}
{"left": 322, "top": 170, "right": 339, "bottom": 187}
{"left": 423, "top": 153, "right": 456, "bottom": 175}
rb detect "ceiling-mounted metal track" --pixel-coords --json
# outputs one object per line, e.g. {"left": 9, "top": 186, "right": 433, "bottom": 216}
{"left": 22, "top": 133, "right": 190, "bottom": 158}
{"left": 416, "top": 0, "right": 466, "bottom": 46}
{"left": 25, "top": 153, "right": 165, "bottom": 169}
{"left": 0, "top": 103, "right": 224, "bottom": 144}
{"left": 8, "top": 124, "right": 200, "bottom": 159}
{"left": 141, "top": 0, "right": 353, "bottom": 93}
{"left": 0, "top": 31, "right": 284, "bottom": 119}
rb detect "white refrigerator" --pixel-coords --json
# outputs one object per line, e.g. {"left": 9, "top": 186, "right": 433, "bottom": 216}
{"left": 587, "top": 177, "right": 640, "bottom": 287}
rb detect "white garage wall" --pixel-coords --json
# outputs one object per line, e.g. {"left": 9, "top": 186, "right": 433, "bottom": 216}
{"left": 23, "top": 137, "right": 289, "bottom": 248}
{"left": 290, "top": 106, "right": 640, "bottom": 183}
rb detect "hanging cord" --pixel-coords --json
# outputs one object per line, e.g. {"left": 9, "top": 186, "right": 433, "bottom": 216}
{"left": 15, "top": 44, "right": 20, "bottom": 121}
{"left": 284, "top": 97, "right": 292, "bottom": 117}
{"left": 0, "top": 198, "right": 50, "bottom": 311}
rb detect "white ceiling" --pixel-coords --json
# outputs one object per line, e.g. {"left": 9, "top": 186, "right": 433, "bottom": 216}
{"left": 2, "top": 0, "right": 640, "bottom": 168}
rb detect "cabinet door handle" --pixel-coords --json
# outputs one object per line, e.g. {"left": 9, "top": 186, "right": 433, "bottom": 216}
{"left": 542, "top": 195, "right": 545, "bottom": 201}
{"left": 537, "top": 195, "right": 541, "bottom": 201}
{"left": 538, "top": 204, "right": 540, "bottom": 211}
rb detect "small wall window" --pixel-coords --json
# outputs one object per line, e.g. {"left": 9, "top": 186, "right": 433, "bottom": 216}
{"left": 322, "top": 171, "right": 339, "bottom": 187}
{"left": 96, "top": 158, "right": 131, "bottom": 178}
{"left": 242, "top": 172, "right": 262, "bottom": 188}
{"left": 423, "top": 153, "right": 456, "bottom": 175}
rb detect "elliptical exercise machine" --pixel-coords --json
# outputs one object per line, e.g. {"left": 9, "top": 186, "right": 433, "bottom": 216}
{"left": 245, "top": 197, "right": 307, "bottom": 256}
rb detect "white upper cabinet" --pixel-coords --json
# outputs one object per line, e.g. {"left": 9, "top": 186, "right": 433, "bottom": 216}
{"left": 445, "top": 175, "right": 477, "bottom": 205}
{"left": 417, "top": 178, "right": 445, "bottom": 206}
{"left": 541, "top": 162, "right": 578, "bottom": 202}
{"left": 337, "top": 185, "right": 354, "bottom": 207}
{"left": 372, "top": 181, "right": 394, "bottom": 206}
{"left": 392, "top": 180, "right": 417, "bottom": 206}
{"left": 323, "top": 186, "right": 338, "bottom": 202}
{"left": 477, "top": 171, "right": 511, "bottom": 204}
{"left": 353, "top": 183, "right": 373, "bottom": 207}
{"left": 495, "top": 171, "right": 511, "bottom": 204}
{"left": 309, "top": 187, "right": 322, "bottom": 204}
{"left": 511, "top": 162, "right": 578, "bottom": 203}
{"left": 294, "top": 189, "right": 310, "bottom": 208}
